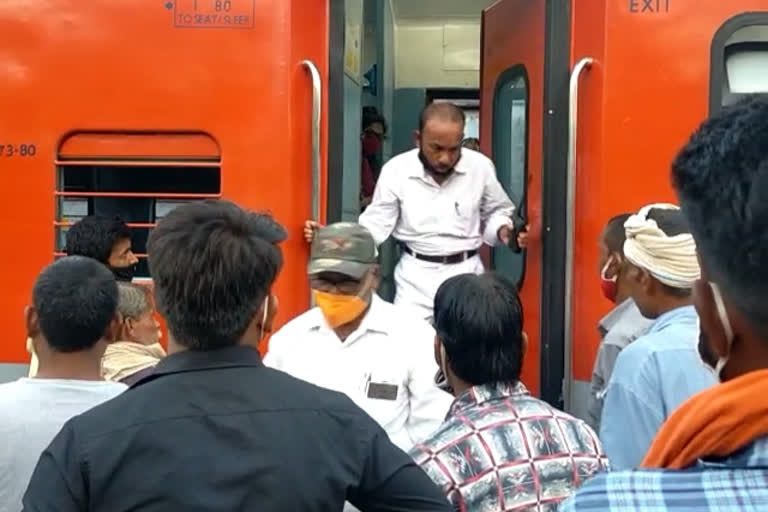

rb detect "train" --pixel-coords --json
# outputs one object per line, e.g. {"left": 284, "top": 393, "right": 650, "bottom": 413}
{"left": 1, "top": 0, "right": 766, "bottom": 416}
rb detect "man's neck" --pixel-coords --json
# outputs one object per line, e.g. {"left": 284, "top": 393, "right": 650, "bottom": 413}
{"left": 35, "top": 354, "right": 104, "bottom": 381}
{"left": 654, "top": 296, "right": 693, "bottom": 318}
{"left": 333, "top": 303, "right": 373, "bottom": 342}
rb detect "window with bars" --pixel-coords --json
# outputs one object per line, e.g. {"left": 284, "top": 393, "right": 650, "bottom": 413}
{"left": 55, "top": 133, "right": 221, "bottom": 278}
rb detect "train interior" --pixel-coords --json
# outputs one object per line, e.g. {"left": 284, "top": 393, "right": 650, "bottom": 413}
{"left": 1, "top": 0, "right": 768, "bottom": 423}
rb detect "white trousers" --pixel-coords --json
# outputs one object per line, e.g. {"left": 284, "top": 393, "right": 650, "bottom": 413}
{"left": 394, "top": 252, "right": 485, "bottom": 322}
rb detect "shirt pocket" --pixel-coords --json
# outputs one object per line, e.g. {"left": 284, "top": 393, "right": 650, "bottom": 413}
{"left": 360, "top": 371, "right": 407, "bottom": 426}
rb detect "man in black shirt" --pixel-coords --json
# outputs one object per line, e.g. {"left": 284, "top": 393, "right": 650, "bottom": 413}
{"left": 22, "top": 200, "right": 450, "bottom": 512}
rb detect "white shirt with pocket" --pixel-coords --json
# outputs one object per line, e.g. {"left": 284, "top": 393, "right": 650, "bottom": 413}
{"left": 264, "top": 295, "right": 453, "bottom": 452}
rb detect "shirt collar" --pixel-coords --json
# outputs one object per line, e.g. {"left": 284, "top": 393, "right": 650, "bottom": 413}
{"left": 648, "top": 304, "right": 697, "bottom": 334}
{"left": 132, "top": 345, "right": 263, "bottom": 387}
{"left": 598, "top": 298, "right": 636, "bottom": 335}
{"left": 448, "top": 381, "right": 529, "bottom": 418}
{"left": 308, "top": 295, "right": 390, "bottom": 337}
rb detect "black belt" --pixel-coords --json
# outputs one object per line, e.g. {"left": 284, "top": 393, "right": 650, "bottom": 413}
{"left": 402, "top": 246, "right": 478, "bottom": 264}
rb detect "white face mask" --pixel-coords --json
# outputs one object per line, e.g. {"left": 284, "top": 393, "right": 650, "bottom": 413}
{"left": 698, "top": 282, "right": 734, "bottom": 380}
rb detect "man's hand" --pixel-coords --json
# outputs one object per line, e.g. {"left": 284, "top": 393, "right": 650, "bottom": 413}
{"left": 498, "top": 223, "right": 531, "bottom": 249}
{"left": 304, "top": 220, "right": 323, "bottom": 244}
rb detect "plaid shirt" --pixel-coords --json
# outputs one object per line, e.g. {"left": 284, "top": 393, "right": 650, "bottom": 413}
{"left": 559, "top": 436, "right": 768, "bottom": 511}
{"left": 409, "top": 382, "right": 608, "bottom": 512}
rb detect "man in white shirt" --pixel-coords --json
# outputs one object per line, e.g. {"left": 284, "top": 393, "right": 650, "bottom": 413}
{"left": 266, "top": 222, "right": 453, "bottom": 451}
{"left": 0, "top": 256, "right": 127, "bottom": 512}
{"left": 305, "top": 102, "right": 529, "bottom": 321}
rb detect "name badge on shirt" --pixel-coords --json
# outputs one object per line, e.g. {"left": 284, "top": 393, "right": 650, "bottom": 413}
{"left": 367, "top": 382, "right": 399, "bottom": 401}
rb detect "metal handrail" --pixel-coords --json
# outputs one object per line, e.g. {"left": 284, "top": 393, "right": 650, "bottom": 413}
{"left": 301, "top": 60, "right": 322, "bottom": 222}
{"left": 563, "top": 57, "right": 594, "bottom": 411}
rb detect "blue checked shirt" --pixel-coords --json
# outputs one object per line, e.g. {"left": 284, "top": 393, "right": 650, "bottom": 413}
{"left": 559, "top": 436, "right": 768, "bottom": 511}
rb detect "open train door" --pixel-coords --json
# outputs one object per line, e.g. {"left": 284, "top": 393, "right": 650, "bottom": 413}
{"left": 480, "top": 0, "right": 571, "bottom": 405}
{"left": 0, "top": 0, "right": 344, "bottom": 379}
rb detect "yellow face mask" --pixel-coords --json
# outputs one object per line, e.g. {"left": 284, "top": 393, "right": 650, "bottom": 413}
{"left": 312, "top": 290, "right": 369, "bottom": 328}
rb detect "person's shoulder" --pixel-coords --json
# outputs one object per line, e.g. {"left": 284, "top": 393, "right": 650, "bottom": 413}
{"left": 562, "top": 467, "right": 723, "bottom": 511}
{"left": 269, "top": 308, "right": 323, "bottom": 344}
{"left": 373, "top": 298, "right": 433, "bottom": 336}
{"left": 460, "top": 148, "right": 495, "bottom": 173}
{"left": 381, "top": 148, "right": 420, "bottom": 175}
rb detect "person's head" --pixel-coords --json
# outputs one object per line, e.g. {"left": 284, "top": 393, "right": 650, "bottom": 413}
{"left": 362, "top": 110, "right": 387, "bottom": 157}
{"left": 147, "top": 200, "right": 286, "bottom": 351}
{"left": 65, "top": 215, "right": 138, "bottom": 281}
{"left": 416, "top": 102, "right": 466, "bottom": 176}
{"left": 598, "top": 213, "right": 632, "bottom": 303}
{"left": 116, "top": 283, "right": 161, "bottom": 346}
{"left": 462, "top": 137, "right": 480, "bottom": 152}
{"left": 433, "top": 272, "right": 526, "bottom": 395}
{"left": 622, "top": 203, "right": 700, "bottom": 319}
{"left": 308, "top": 222, "right": 379, "bottom": 329}
{"left": 26, "top": 256, "right": 120, "bottom": 364}
{"left": 672, "top": 94, "right": 768, "bottom": 382}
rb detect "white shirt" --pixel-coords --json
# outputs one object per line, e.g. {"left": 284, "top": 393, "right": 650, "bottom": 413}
{"left": 264, "top": 296, "right": 453, "bottom": 451}
{"left": 359, "top": 148, "right": 516, "bottom": 255}
{"left": 0, "top": 378, "right": 126, "bottom": 512}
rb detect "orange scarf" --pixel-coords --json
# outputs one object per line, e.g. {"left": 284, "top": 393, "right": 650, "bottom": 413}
{"left": 642, "top": 369, "right": 768, "bottom": 469}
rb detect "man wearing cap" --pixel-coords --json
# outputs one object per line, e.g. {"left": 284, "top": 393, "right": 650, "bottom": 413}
{"left": 265, "top": 222, "right": 452, "bottom": 452}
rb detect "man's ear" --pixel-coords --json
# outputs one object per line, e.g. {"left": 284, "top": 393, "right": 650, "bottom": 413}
{"left": 25, "top": 306, "right": 40, "bottom": 340}
{"left": 693, "top": 280, "right": 730, "bottom": 360}
{"left": 521, "top": 331, "right": 529, "bottom": 358}
{"left": 413, "top": 130, "right": 421, "bottom": 148}
{"left": 104, "top": 314, "right": 122, "bottom": 343}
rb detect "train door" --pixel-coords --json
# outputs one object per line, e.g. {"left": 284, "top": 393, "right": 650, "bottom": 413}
{"left": 0, "top": 0, "right": 344, "bottom": 379}
{"left": 483, "top": 0, "right": 768, "bottom": 413}
{"left": 481, "top": 0, "right": 570, "bottom": 404}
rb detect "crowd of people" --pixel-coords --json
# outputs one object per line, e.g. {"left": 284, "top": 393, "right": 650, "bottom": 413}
{"left": 1, "top": 95, "right": 767, "bottom": 511}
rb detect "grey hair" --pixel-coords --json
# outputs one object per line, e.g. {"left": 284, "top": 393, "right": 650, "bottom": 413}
{"left": 117, "top": 283, "right": 152, "bottom": 320}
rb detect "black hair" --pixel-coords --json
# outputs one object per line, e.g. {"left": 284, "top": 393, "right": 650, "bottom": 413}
{"left": 33, "top": 256, "right": 118, "bottom": 352}
{"left": 434, "top": 272, "right": 524, "bottom": 386}
{"left": 147, "top": 200, "right": 286, "bottom": 350}
{"left": 65, "top": 215, "right": 132, "bottom": 264}
{"left": 362, "top": 107, "right": 388, "bottom": 134}
{"left": 646, "top": 208, "right": 690, "bottom": 237}
{"left": 672, "top": 94, "right": 768, "bottom": 334}
{"left": 418, "top": 102, "right": 466, "bottom": 132}
{"left": 603, "top": 213, "right": 631, "bottom": 254}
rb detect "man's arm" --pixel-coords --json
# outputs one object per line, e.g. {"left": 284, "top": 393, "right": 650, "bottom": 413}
{"left": 359, "top": 163, "right": 401, "bottom": 247}
{"left": 479, "top": 161, "right": 516, "bottom": 246}
{"left": 348, "top": 427, "right": 452, "bottom": 512}
{"left": 586, "top": 343, "right": 622, "bottom": 431}
{"left": 598, "top": 350, "right": 664, "bottom": 470}
{"left": 404, "top": 323, "right": 453, "bottom": 447}
{"left": 22, "top": 422, "right": 86, "bottom": 512}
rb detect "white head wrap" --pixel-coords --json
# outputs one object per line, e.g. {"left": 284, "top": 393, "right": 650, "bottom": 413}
{"left": 623, "top": 203, "right": 701, "bottom": 289}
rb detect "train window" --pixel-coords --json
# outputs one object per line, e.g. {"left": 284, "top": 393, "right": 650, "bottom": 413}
{"left": 55, "top": 133, "right": 221, "bottom": 278}
{"left": 711, "top": 18, "right": 768, "bottom": 111}
{"left": 491, "top": 66, "right": 529, "bottom": 288}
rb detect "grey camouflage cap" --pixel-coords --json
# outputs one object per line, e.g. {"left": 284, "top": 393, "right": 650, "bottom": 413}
{"left": 308, "top": 222, "right": 377, "bottom": 279}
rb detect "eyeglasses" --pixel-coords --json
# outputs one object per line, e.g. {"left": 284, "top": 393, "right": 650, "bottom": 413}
{"left": 310, "top": 275, "right": 361, "bottom": 295}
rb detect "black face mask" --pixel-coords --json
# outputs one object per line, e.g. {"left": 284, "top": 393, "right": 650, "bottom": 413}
{"left": 110, "top": 264, "right": 136, "bottom": 282}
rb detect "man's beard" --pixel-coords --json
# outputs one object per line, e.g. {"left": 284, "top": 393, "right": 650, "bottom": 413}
{"left": 418, "top": 149, "right": 459, "bottom": 179}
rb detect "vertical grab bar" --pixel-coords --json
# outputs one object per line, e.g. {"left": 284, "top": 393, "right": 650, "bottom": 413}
{"left": 301, "top": 60, "right": 322, "bottom": 222}
{"left": 563, "top": 57, "right": 593, "bottom": 411}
